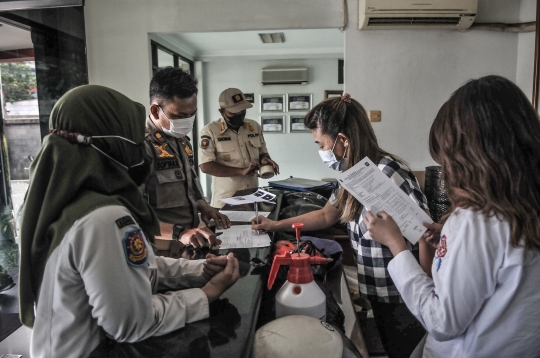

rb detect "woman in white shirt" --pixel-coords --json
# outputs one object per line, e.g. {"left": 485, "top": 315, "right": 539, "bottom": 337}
{"left": 364, "top": 75, "right": 540, "bottom": 358}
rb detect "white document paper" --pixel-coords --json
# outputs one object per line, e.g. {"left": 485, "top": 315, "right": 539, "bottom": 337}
{"left": 263, "top": 102, "right": 283, "bottom": 111}
{"left": 289, "top": 101, "right": 309, "bottom": 110}
{"left": 292, "top": 123, "right": 307, "bottom": 131}
{"left": 336, "top": 157, "right": 432, "bottom": 244}
{"left": 263, "top": 123, "right": 283, "bottom": 132}
{"left": 219, "top": 211, "right": 271, "bottom": 222}
{"left": 216, "top": 225, "right": 271, "bottom": 249}
{"left": 220, "top": 189, "right": 276, "bottom": 205}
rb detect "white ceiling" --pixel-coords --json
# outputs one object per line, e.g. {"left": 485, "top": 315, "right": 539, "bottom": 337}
{"left": 0, "top": 22, "right": 32, "bottom": 51}
{"left": 152, "top": 29, "right": 344, "bottom": 61}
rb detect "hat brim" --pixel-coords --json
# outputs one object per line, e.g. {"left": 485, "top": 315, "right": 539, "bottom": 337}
{"left": 223, "top": 101, "right": 253, "bottom": 113}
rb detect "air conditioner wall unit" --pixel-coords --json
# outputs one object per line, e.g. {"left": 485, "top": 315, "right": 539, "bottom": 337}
{"left": 359, "top": 0, "right": 478, "bottom": 30}
{"left": 262, "top": 68, "right": 308, "bottom": 85}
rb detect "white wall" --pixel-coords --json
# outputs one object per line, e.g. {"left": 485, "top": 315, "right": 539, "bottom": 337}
{"left": 200, "top": 58, "right": 343, "bottom": 197}
{"left": 84, "top": 0, "right": 341, "bottom": 107}
{"left": 516, "top": 0, "right": 536, "bottom": 102}
{"left": 344, "top": 0, "right": 520, "bottom": 170}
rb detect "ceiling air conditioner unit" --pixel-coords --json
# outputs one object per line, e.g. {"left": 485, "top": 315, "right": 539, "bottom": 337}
{"left": 262, "top": 68, "right": 308, "bottom": 85}
{"left": 359, "top": 0, "right": 477, "bottom": 30}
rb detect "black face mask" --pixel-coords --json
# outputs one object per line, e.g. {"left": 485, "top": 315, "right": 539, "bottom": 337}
{"left": 129, "top": 156, "right": 151, "bottom": 187}
{"left": 224, "top": 111, "right": 246, "bottom": 126}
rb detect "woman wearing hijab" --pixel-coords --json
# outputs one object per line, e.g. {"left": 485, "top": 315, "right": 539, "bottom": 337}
{"left": 19, "top": 85, "right": 240, "bottom": 358}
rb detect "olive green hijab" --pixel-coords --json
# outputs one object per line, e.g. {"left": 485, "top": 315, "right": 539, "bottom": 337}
{"left": 19, "top": 85, "right": 160, "bottom": 327}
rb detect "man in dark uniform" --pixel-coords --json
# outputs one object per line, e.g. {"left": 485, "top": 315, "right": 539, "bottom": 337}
{"left": 141, "top": 67, "right": 230, "bottom": 252}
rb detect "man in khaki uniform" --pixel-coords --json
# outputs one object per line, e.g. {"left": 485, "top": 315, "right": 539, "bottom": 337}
{"left": 199, "top": 88, "right": 279, "bottom": 208}
{"left": 141, "top": 68, "right": 230, "bottom": 249}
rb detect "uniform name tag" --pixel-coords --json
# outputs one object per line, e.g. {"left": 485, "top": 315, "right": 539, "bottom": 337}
{"left": 116, "top": 216, "right": 135, "bottom": 228}
{"left": 248, "top": 133, "right": 259, "bottom": 138}
{"left": 155, "top": 158, "right": 180, "bottom": 170}
{"left": 123, "top": 229, "right": 148, "bottom": 267}
{"left": 217, "top": 137, "right": 231, "bottom": 142}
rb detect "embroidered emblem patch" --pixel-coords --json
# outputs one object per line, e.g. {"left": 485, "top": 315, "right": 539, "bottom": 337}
{"left": 435, "top": 235, "right": 448, "bottom": 272}
{"left": 232, "top": 94, "right": 243, "bottom": 103}
{"left": 200, "top": 138, "right": 210, "bottom": 149}
{"left": 116, "top": 216, "right": 135, "bottom": 229}
{"left": 123, "top": 229, "right": 148, "bottom": 266}
{"left": 248, "top": 123, "right": 254, "bottom": 132}
{"left": 154, "top": 132, "right": 166, "bottom": 143}
{"left": 184, "top": 145, "right": 193, "bottom": 157}
{"left": 153, "top": 144, "right": 174, "bottom": 158}
{"left": 217, "top": 137, "right": 231, "bottom": 142}
{"left": 220, "top": 122, "right": 226, "bottom": 131}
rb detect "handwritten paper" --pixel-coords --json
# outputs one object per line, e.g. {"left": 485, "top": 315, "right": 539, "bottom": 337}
{"left": 216, "top": 225, "right": 271, "bottom": 249}
{"left": 335, "top": 157, "right": 432, "bottom": 244}
{"left": 220, "top": 189, "right": 276, "bottom": 206}
{"left": 219, "top": 211, "right": 271, "bottom": 222}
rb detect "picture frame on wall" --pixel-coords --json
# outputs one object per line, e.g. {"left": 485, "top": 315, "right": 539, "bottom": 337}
{"left": 287, "top": 94, "right": 312, "bottom": 111}
{"left": 325, "top": 90, "right": 343, "bottom": 99}
{"left": 260, "top": 94, "right": 285, "bottom": 112}
{"left": 243, "top": 93, "right": 255, "bottom": 103}
{"left": 290, "top": 115, "right": 309, "bottom": 132}
{"left": 261, "top": 116, "right": 285, "bottom": 133}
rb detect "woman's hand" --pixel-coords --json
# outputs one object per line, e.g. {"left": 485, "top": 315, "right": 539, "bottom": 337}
{"left": 422, "top": 222, "right": 443, "bottom": 248}
{"left": 250, "top": 216, "right": 274, "bottom": 234}
{"left": 364, "top": 211, "right": 408, "bottom": 257}
{"left": 201, "top": 253, "right": 240, "bottom": 303}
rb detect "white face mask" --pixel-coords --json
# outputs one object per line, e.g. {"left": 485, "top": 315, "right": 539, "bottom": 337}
{"left": 160, "top": 107, "right": 196, "bottom": 138}
{"left": 318, "top": 139, "right": 348, "bottom": 171}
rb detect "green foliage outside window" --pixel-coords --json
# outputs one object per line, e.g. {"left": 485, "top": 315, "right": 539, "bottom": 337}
{"left": 0, "top": 62, "right": 37, "bottom": 103}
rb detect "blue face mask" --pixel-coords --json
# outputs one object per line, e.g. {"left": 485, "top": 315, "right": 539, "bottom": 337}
{"left": 318, "top": 139, "right": 348, "bottom": 171}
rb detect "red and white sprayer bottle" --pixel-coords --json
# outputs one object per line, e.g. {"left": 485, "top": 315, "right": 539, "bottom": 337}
{"left": 267, "top": 223, "right": 330, "bottom": 320}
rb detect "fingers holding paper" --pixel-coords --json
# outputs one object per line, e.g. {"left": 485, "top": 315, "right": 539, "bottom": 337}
{"left": 422, "top": 222, "right": 443, "bottom": 248}
{"left": 364, "top": 211, "right": 408, "bottom": 256}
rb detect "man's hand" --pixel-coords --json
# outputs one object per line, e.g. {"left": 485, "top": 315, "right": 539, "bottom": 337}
{"left": 364, "top": 211, "right": 408, "bottom": 257}
{"left": 201, "top": 253, "right": 240, "bottom": 303}
{"left": 261, "top": 157, "right": 280, "bottom": 175}
{"left": 422, "top": 222, "right": 443, "bottom": 248}
{"left": 198, "top": 200, "right": 231, "bottom": 230}
{"left": 241, "top": 162, "right": 260, "bottom": 177}
{"left": 180, "top": 226, "right": 222, "bottom": 248}
{"left": 250, "top": 216, "right": 274, "bottom": 234}
{"left": 202, "top": 254, "right": 228, "bottom": 281}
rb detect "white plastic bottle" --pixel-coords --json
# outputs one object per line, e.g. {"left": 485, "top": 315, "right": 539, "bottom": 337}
{"left": 275, "top": 279, "right": 326, "bottom": 320}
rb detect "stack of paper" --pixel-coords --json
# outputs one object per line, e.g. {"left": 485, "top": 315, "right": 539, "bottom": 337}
{"left": 219, "top": 211, "right": 271, "bottom": 222}
{"left": 216, "top": 225, "right": 271, "bottom": 249}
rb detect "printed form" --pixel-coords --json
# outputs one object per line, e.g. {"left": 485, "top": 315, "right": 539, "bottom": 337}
{"left": 336, "top": 157, "right": 432, "bottom": 244}
{"left": 216, "top": 225, "right": 271, "bottom": 249}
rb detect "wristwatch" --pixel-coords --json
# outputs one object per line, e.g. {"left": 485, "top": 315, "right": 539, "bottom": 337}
{"left": 170, "top": 224, "right": 185, "bottom": 259}
{"left": 171, "top": 224, "right": 184, "bottom": 242}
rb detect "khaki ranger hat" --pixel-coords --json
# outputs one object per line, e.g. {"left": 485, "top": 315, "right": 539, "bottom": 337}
{"left": 219, "top": 88, "right": 253, "bottom": 113}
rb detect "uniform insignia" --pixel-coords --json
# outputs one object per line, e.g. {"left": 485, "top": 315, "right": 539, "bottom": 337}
{"left": 217, "top": 137, "right": 231, "bottom": 142}
{"left": 116, "top": 216, "right": 135, "bottom": 229}
{"left": 248, "top": 133, "right": 259, "bottom": 138}
{"left": 435, "top": 235, "right": 447, "bottom": 272}
{"left": 232, "top": 94, "right": 243, "bottom": 103}
{"left": 200, "top": 138, "right": 210, "bottom": 149}
{"left": 248, "top": 123, "right": 254, "bottom": 132}
{"left": 155, "top": 158, "right": 180, "bottom": 170}
{"left": 154, "top": 132, "right": 166, "bottom": 143}
{"left": 123, "top": 229, "right": 148, "bottom": 266}
{"left": 184, "top": 145, "right": 193, "bottom": 157}
{"left": 220, "top": 122, "right": 226, "bottom": 131}
{"left": 153, "top": 144, "right": 174, "bottom": 158}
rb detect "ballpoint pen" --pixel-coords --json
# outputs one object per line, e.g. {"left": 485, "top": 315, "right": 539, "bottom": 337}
{"left": 254, "top": 201, "right": 259, "bottom": 235}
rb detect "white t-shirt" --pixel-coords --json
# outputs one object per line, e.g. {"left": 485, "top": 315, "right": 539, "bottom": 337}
{"left": 32, "top": 205, "right": 209, "bottom": 358}
{"left": 389, "top": 208, "right": 540, "bottom": 358}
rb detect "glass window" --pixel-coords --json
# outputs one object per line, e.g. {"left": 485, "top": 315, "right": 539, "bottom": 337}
{"left": 157, "top": 48, "right": 174, "bottom": 68}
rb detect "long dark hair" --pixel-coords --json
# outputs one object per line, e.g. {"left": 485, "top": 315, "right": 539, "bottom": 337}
{"left": 430, "top": 75, "right": 540, "bottom": 250}
{"left": 305, "top": 96, "right": 396, "bottom": 222}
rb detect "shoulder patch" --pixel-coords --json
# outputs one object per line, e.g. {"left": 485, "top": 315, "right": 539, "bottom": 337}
{"left": 200, "top": 138, "right": 210, "bottom": 149}
{"left": 116, "top": 216, "right": 135, "bottom": 229}
{"left": 217, "top": 137, "right": 231, "bottom": 142}
{"left": 201, "top": 135, "right": 211, "bottom": 140}
{"left": 123, "top": 229, "right": 148, "bottom": 266}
